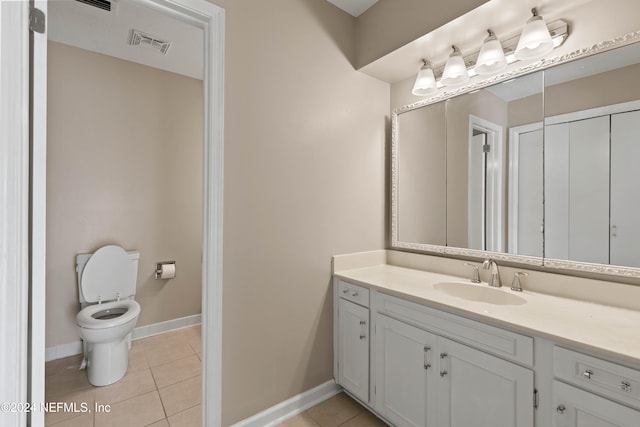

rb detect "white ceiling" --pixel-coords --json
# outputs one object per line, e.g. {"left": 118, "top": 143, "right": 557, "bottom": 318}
{"left": 326, "top": 0, "right": 379, "bottom": 17}
{"left": 48, "top": 0, "right": 203, "bottom": 80}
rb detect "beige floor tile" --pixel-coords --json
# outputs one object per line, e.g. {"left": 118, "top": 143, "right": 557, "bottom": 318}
{"left": 139, "top": 331, "right": 187, "bottom": 352}
{"left": 46, "top": 355, "right": 84, "bottom": 377}
{"left": 94, "top": 368, "right": 157, "bottom": 405}
{"left": 94, "top": 391, "right": 165, "bottom": 427}
{"left": 158, "top": 376, "right": 201, "bottom": 416}
{"left": 128, "top": 343, "right": 150, "bottom": 373}
{"left": 146, "top": 419, "right": 170, "bottom": 427}
{"left": 144, "top": 341, "right": 195, "bottom": 367}
{"left": 186, "top": 336, "right": 201, "bottom": 354}
{"left": 151, "top": 355, "right": 201, "bottom": 389}
{"left": 278, "top": 412, "right": 321, "bottom": 427}
{"left": 45, "top": 388, "right": 95, "bottom": 426}
{"left": 305, "top": 393, "right": 363, "bottom": 427}
{"left": 47, "top": 411, "right": 94, "bottom": 427}
{"left": 181, "top": 325, "right": 200, "bottom": 341}
{"left": 340, "top": 410, "right": 389, "bottom": 427}
{"left": 167, "top": 405, "right": 200, "bottom": 427}
{"left": 46, "top": 369, "right": 92, "bottom": 401}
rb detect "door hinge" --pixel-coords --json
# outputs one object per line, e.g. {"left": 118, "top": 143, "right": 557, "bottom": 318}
{"left": 482, "top": 143, "right": 491, "bottom": 153}
{"left": 30, "top": 8, "right": 46, "bottom": 34}
{"left": 533, "top": 389, "right": 539, "bottom": 409}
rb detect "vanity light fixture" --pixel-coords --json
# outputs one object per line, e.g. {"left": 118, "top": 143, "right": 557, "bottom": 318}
{"left": 411, "top": 59, "right": 438, "bottom": 96}
{"left": 409, "top": 11, "right": 569, "bottom": 97}
{"left": 514, "top": 8, "right": 554, "bottom": 60}
{"left": 441, "top": 45, "right": 469, "bottom": 87}
{"left": 475, "top": 29, "right": 508, "bottom": 75}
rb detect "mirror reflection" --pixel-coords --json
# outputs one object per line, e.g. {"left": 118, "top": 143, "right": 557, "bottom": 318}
{"left": 446, "top": 72, "right": 543, "bottom": 256}
{"left": 543, "top": 43, "right": 640, "bottom": 267}
{"left": 393, "top": 41, "right": 640, "bottom": 274}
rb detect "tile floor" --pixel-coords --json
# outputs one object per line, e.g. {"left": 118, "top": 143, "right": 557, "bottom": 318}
{"left": 45, "top": 325, "right": 202, "bottom": 427}
{"left": 46, "top": 326, "right": 385, "bottom": 427}
{"left": 275, "top": 393, "right": 388, "bottom": 427}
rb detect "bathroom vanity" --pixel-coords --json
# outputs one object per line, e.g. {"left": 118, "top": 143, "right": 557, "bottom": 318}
{"left": 333, "top": 251, "right": 640, "bottom": 427}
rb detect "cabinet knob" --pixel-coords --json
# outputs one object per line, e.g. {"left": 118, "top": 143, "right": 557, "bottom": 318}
{"left": 440, "top": 370, "right": 448, "bottom": 377}
{"left": 556, "top": 404, "right": 566, "bottom": 414}
{"left": 440, "top": 352, "right": 448, "bottom": 359}
{"left": 621, "top": 380, "right": 632, "bottom": 392}
{"left": 583, "top": 369, "right": 594, "bottom": 379}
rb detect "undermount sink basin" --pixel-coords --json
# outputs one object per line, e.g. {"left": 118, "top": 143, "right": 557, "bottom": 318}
{"left": 433, "top": 282, "right": 527, "bottom": 306}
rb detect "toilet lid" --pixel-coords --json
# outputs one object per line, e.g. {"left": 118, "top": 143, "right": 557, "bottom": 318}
{"left": 81, "top": 245, "right": 135, "bottom": 303}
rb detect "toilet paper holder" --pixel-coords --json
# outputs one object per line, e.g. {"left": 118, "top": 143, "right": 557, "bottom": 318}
{"left": 155, "top": 261, "right": 176, "bottom": 279}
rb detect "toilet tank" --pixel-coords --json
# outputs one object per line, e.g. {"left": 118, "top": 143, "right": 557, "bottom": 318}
{"left": 76, "top": 248, "right": 140, "bottom": 304}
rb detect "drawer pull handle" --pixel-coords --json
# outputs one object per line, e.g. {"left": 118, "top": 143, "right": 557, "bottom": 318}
{"left": 556, "top": 404, "right": 566, "bottom": 414}
{"left": 583, "top": 369, "right": 594, "bottom": 379}
{"left": 621, "top": 381, "right": 632, "bottom": 392}
{"left": 351, "top": 292, "right": 359, "bottom": 297}
{"left": 342, "top": 289, "right": 349, "bottom": 294}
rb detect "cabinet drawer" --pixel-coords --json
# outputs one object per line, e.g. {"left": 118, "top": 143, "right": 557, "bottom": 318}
{"left": 376, "top": 292, "right": 533, "bottom": 366}
{"left": 554, "top": 346, "right": 640, "bottom": 409}
{"left": 338, "top": 280, "right": 369, "bottom": 308}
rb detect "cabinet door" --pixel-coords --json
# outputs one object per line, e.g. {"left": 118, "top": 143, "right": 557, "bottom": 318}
{"left": 553, "top": 381, "right": 640, "bottom": 427}
{"left": 337, "top": 298, "right": 369, "bottom": 403}
{"left": 374, "top": 314, "right": 437, "bottom": 427}
{"left": 437, "top": 337, "right": 534, "bottom": 427}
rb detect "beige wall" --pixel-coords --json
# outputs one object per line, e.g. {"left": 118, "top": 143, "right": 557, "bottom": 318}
{"left": 46, "top": 42, "right": 203, "bottom": 347}
{"left": 209, "top": 0, "right": 389, "bottom": 425}
{"left": 397, "top": 103, "right": 446, "bottom": 245}
{"left": 545, "top": 63, "right": 640, "bottom": 117}
{"left": 355, "top": 0, "right": 489, "bottom": 69}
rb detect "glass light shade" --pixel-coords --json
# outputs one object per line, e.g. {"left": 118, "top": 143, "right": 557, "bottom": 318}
{"left": 441, "top": 49, "right": 469, "bottom": 87}
{"left": 514, "top": 14, "right": 554, "bottom": 60}
{"left": 475, "top": 36, "right": 507, "bottom": 75}
{"left": 411, "top": 63, "right": 437, "bottom": 96}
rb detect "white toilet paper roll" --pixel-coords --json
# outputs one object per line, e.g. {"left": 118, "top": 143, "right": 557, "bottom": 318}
{"left": 159, "top": 263, "right": 176, "bottom": 279}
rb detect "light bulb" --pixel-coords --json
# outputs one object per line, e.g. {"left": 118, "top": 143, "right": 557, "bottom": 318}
{"left": 475, "top": 30, "right": 507, "bottom": 75}
{"left": 514, "top": 8, "right": 554, "bottom": 60}
{"left": 441, "top": 46, "right": 469, "bottom": 87}
{"left": 411, "top": 60, "right": 438, "bottom": 96}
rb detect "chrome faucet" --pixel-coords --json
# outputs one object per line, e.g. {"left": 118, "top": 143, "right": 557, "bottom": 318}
{"left": 482, "top": 259, "right": 501, "bottom": 287}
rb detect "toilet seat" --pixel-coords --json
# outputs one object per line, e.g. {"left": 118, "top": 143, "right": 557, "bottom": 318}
{"left": 76, "top": 300, "right": 140, "bottom": 330}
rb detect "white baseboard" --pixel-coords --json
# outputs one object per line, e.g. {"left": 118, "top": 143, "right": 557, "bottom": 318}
{"left": 131, "top": 313, "right": 201, "bottom": 340}
{"left": 45, "top": 313, "right": 202, "bottom": 362}
{"left": 230, "top": 380, "right": 342, "bottom": 427}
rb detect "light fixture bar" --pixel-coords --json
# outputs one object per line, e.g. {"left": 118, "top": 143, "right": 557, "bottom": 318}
{"left": 430, "top": 19, "right": 568, "bottom": 81}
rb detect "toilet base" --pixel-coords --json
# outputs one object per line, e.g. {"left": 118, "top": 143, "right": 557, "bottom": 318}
{"left": 85, "top": 335, "right": 130, "bottom": 387}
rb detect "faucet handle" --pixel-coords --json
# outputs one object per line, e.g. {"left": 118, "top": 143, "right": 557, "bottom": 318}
{"left": 464, "top": 263, "right": 481, "bottom": 283}
{"left": 511, "top": 272, "right": 528, "bottom": 292}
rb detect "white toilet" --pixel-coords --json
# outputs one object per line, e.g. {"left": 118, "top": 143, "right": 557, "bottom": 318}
{"left": 75, "top": 245, "right": 141, "bottom": 386}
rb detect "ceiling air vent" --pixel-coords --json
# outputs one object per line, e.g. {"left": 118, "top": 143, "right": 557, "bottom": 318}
{"left": 129, "top": 30, "right": 172, "bottom": 55}
{"left": 75, "top": 0, "right": 113, "bottom": 12}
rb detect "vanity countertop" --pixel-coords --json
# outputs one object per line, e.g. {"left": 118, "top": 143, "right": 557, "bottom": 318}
{"left": 335, "top": 263, "right": 640, "bottom": 366}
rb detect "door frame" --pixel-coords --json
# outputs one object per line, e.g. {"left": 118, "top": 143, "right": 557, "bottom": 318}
{"left": 2, "top": 0, "right": 225, "bottom": 426}
{"left": 0, "top": 1, "right": 31, "bottom": 426}
{"left": 468, "top": 115, "right": 504, "bottom": 252}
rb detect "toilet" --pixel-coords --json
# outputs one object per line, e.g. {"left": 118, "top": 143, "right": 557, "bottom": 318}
{"left": 75, "top": 245, "right": 141, "bottom": 386}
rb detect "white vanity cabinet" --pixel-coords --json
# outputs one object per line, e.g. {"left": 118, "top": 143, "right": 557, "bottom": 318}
{"left": 336, "top": 280, "right": 370, "bottom": 403}
{"left": 552, "top": 347, "right": 640, "bottom": 426}
{"left": 374, "top": 313, "right": 437, "bottom": 426}
{"left": 373, "top": 294, "right": 534, "bottom": 427}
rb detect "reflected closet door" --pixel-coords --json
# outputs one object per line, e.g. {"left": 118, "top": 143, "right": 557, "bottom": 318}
{"left": 611, "top": 110, "right": 640, "bottom": 267}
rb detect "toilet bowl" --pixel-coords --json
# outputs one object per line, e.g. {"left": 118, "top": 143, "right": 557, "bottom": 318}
{"left": 75, "top": 245, "right": 141, "bottom": 386}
